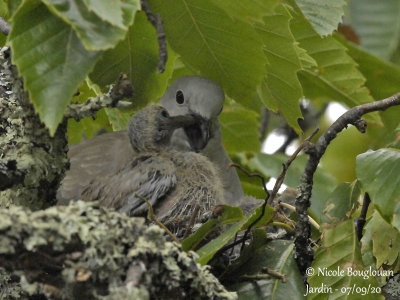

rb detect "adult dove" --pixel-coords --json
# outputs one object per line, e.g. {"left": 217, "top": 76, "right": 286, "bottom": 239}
{"left": 81, "top": 105, "right": 223, "bottom": 234}
{"left": 57, "top": 76, "right": 243, "bottom": 205}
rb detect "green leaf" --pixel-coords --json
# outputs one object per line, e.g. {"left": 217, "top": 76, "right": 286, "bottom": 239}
{"left": 148, "top": 0, "right": 267, "bottom": 107}
{"left": 219, "top": 107, "right": 261, "bottom": 153}
{"left": 104, "top": 108, "right": 132, "bottom": 131}
{"left": 213, "top": 0, "right": 279, "bottom": 23}
{"left": 255, "top": 4, "right": 304, "bottom": 133}
{"left": 308, "top": 220, "right": 384, "bottom": 300}
{"left": 348, "top": 0, "right": 400, "bottom": 60}
{"left": 182, "top": 205, "right": 244, "bottom": 252}
{"left": 182, "top": 219, "right": 217, "bottom": 252}
{"left": 196, "top": 218, "right": 247, "bottom": 265}
{"left": 321, "top": 181, "right": 361, "bottom": 224}
{"left": 196, "top": 203, "right": 272, "bottom": 265}
{"left": 320, "top": 126, "right": 371, "bottom": 182}
{"left": 289, "top": 3, "right": 380, "bottom": 123}
{"left": 356, "top": 149, "right": 400, "bottom": 231}
{"left": 90, "top": 12, "right": 177, "bottom": 110}
{"left": 82, "top": 0, "right": 125, "bottom": 28}
{"left": 42, "top": 0, "right": 139, "bottom": 50}
{"left": 229, "top": 240, "right": 306, "bottom": 299}
{"left": 362, "top": 211, "right": 400, "bottom": 268}
{"left": 8, "top": 0, "right": 101, "bottom": 135}
{"left": 296, "top": 0, "right": 346, "bottom": 36}
{"left": 336, "top": 35, "right": 400, "bottom": 133}
{"left": 6, "top": 0, "right": 21, "bottom": 17}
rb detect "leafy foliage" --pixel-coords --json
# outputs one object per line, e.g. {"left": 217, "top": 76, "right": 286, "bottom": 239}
{"left": 228, "top": 238, "right": 306, "bottom": 299}
{"left": 308, "top": 220, "right": 384, "bottom": 300}
{"left": 8, "top": 0, "right": 101, "bottom": 135}
{"left": 296, "top": 0, "right": 346, "bottom": 36}
{"left": 356, "top": 149, "right": 400, "bottom": 231}
{"left": 3, "top": 0, "right": 400, "bottom": 298}
{"left": 347, "top": 0, "right": 400, "bottom": 61}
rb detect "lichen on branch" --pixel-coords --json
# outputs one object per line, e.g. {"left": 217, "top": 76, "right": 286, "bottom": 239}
{"left": 0, "top": 201, "right": 237, "bottom": 300}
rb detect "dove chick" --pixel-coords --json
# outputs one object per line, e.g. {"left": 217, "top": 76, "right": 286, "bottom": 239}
{"left": 81, "top": 105, "right": 223, "bottom": 235}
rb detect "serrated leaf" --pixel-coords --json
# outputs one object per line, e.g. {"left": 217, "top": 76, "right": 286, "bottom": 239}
{"left": 90, "top": 11, "right": 177, "bottom": 112}
{"left": 229, "top": 240, "right": 306, "bottom": 299}
{"left": 288, "top": 4, "right": 380, "bottom": 124}
{"left": 219, "top": 107, "right": 261, "bottom": 153}
{"left": 296, "top": 0, "right": 346, "bottom": 36}
{"left": 308, "top": 220, "right": 384, "bottom": 300}
{"left": 348, "top": 0, "right": 400, "bottom": 60}
{"left": 356, "top": 149, "right": 400, "bottom": 231}
{"left": 255, "top": 4, "right": 304, "bottom": 133}
{"left": 148, "top": 0, "right": 267, "bottom": 107}
{"left": 336, "top": 35, "right": 400, "bottom": 133}
{"left": 8, "top": 0, "right": 101, "bottom": 135}
{"left": 213, "top": 0, "right": 279, "bottom": 23}
{"left": 42, "top": 0, "right": 139, "bottom": 50}
{"left": 362, "top": 211, "right": 400, "bottom": 268}
{"left": 321, "top": 181, "right": 361, "bottom": 224}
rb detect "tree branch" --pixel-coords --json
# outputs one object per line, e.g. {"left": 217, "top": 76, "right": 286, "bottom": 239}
{"left": 356, "top": 193, "right": 371, "bottom": 241}
{"left": 294, "top": 93, "right": 400, "bottom": 274}
{"left": 64, "top": 74, "right": 133, "bottom": 121}
{"left": 141, "top": 0, "right": 168, "bottom": 73}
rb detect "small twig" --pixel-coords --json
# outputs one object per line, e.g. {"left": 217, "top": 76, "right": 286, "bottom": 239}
{"left": 278, "top": 203, "right": 320, "bottom": 230}
{"left": 268, "top": 128, "right": 319, "bottom": 206}
{"left": 295, "top": 92, "right": 400, "bottom": 275}
{"left": 262, "top": 267, "right": 288, "bottom": 282}
{"left": 141, "top": 0, "right": 168, "bottom": 73}
{"left": 270, "top": 221, "right": 295, "bottom": 233}
{"left": 135, "top": 194, "right": 180, "bottom": 244}
{"left": 356, "top": 193, "right": 371, "bottom": 241}
{"left": 241, "top": 268, "right": 287, "bottom": 283}
{"left": 182, "top": 204, "right": 200, "bottom": 239}
{"left": 0, "top": 17, "right": 10, "bottom": 36}
{"left": 229, "top": 163, "right": 269, "bottom": 196}
{"left": 64, "top": 74, "right": 133, "bottom": 121}
{"left": 211, "top": 234, "right": 252, "bottom": 259}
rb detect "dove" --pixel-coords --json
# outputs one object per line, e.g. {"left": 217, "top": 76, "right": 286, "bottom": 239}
{"left": 81, "top": 105, "right": 224, "bottom": 235}
{"left": 58, "top": 76, "right": 243, "bottom": 206}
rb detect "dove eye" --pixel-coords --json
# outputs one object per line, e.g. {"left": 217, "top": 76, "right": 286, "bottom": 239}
{"left": 176, "top": 90, "right": 184, "bottom": 104}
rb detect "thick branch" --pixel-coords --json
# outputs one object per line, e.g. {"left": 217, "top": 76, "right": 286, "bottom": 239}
{"left": 0, "top": 201, "right": 236, "bottom": 299}
{"left": 64, "top": 75, "right": 133, "bottom": 121}
{"left": 295, "top": 93, "right": 400, "bottom": 274}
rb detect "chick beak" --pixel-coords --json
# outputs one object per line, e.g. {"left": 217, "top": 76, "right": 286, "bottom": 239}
{"left": 183, "top": 115, "right": 210, "bottom": 152}
{"left": 167, "top": 114, "right": 197, "bottom": 129}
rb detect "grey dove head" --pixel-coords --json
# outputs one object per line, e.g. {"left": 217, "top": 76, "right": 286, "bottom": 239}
{"left": 160, "top": 76, "right": 224, "bottom": 152}
{"left": 128, "top": 105, "right": 196, "bottom": 153}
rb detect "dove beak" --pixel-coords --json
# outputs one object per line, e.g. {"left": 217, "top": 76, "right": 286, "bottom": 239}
{"left": 183, "top": 115, "right": 210, "bottom": 152}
